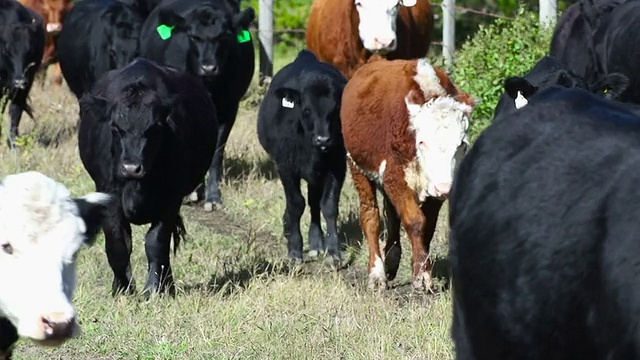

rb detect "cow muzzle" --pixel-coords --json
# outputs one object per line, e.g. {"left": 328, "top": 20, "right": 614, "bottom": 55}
{"left": 430, "top": 182, "right": 451, "bottom": 199}
{"left": 13, "top": 78, "right": 27, "bottom": 90}
{"left": 198, "top": 64, "right": 219, "bottom": 77}
{"left": 120, "top": 163, "right": 145, "bottom": 179}
{"left": 313, "top": 135, "right": 332, "bottom": 152}
{"left": 29, "top": 313, "right": 78, "bottom": 346}
{"left": 46, "top": 23, "right": 62, "bottom": 34}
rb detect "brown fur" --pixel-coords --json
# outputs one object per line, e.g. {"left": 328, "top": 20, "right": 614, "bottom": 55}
{"left": 306, "top": 0, "right": 434, "bottom": 79}
{"left": 18, "top": 0, "right": 72, "bottom": 87}
{"left": 341, "top": 58, "right": 473, "bottom": 290}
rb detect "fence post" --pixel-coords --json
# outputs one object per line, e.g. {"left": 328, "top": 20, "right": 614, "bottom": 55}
{"left": 539, "top": 0, "right": 557, "bottom": 28}
{"left": 258, "top": 0, "right": 274, "bottom": 84}
{"left": 442, "top": 0, "right": 455, "bottom": 73}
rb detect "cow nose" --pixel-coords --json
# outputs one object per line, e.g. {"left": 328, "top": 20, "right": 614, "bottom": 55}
{"left": 13, "top": 79, "right": 26, "bottom": 89}
{"left": 200, "top": 64, "right": 218, "bottom": 74}
{"left": 313, "top": 136, "right": 330, "bottom": 146}
{"left": 46, "top": 23, "right": 62, "bottom": 34}
{"left": 121, "top": 163, "right": 145, "bottom": 178}
{"left": 374, "top": 37, "right": 396, "bottom": 50}
{"left": 40, "top": 314, "right": 75, "bottom": 340}
{"left": 434, "top": 182, "right": 451, "bottom": 198}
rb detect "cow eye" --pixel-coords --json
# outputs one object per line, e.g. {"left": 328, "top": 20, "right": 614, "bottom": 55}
{"left": 354, "top": 1, "right": 362, "bottom": 7}
{"left": 2, "top": 243, "right": 13, "bottom": 255}
{"left": 302, "top": 108, "right": 311, "bottom": 116}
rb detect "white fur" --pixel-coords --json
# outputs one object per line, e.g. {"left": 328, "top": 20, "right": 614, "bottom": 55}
{"left": 514, "top": 91, "right": 528, "bottom": 109}
{"left": 368, "top": 255, "right": 387, "bottom": 290}
{"left": 355, "top": 0, "right": 406, "bottom": 52}
{"left": 0, "top": 171, "right": 108, "bottom": 343}
{"left": 413, "top": 59, "right": 447, "bottom": 99}
{"left": 404, "top": 95, "right": 472, "bottom": 200}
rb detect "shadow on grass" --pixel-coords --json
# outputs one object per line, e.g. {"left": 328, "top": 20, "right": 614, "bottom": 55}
{"left": 224, "top": 155, "right": 279, "bottom": 182}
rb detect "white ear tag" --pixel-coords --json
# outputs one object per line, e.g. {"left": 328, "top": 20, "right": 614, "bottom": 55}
{"left": 282, "top": 97, "right": 294, "bottom": 109}
{"left": 401, "top": 0, "right": 417, "bottom": 6}
{"left": 514, "top": 91, "right": 528, "bottom": 109}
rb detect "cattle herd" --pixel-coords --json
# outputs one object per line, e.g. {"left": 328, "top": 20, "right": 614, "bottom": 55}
{"left": 2, "top": 0, "right": 640, "bottom": 357}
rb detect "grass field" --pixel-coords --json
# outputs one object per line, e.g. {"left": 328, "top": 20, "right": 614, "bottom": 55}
{"left": 3, "top": 51, "right": 455, "bottom": 360}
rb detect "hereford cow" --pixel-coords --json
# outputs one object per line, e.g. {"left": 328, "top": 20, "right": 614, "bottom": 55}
{"left": 341, "top": 57, "right": 475, "bottom": 290}
{"left": 57, "top": 0, "right": 144, "bottom": 100}
{"left": 0, "top": 0, "right": 45, "bottom": 148}
{"left": 306, "top": 0, "right": 433, "bottom": 79}
{"left": 258, "top": 50, "right": 347, "bottom": 264}
{"left": 78, "top": 58, "right": 218, "bottom": 298}
{"left": 449, "top": 85, "right": 640, "bottom": 359}
{"left": 17, "top": 0, "right": 73, "bottom": 87}
{"left": 0, "top": 171, "right": 111, "bottom": 359}
{"left": 139, "top": 0, "right": 255, "bottom": 211}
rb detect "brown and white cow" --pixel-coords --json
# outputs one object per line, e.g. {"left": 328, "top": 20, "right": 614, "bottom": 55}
{"left": 306, "top": 0, "right": 434, "bottom": 79}
{"left": 18, "top": 0, "right": 73, "bottom": 87}
{"left": 341, "top": 58, "right": 475, "bottom": 291}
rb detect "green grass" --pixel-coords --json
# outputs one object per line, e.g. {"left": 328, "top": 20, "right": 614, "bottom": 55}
{"left": 4, "top": 51, "right": 455, "bottom": 359}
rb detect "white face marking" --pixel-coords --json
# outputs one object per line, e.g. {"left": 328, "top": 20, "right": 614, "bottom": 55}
{"left": 0, "top": 171, "right": 109, "bottom": 342}
{"left": 405, "top": 95, "right": 472, "bottom": 199}
{"left": 354, "top": 0, "right": 403, "bottom": 52}
{"left": 514, "top": 91, "right": 528, "bottom": 109}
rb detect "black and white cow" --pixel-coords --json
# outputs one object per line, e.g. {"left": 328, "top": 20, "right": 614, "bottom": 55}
{"left": 449, "top": 85, "right": 640, "bottom": 359}
{"left": 0, "top": 0, "right": 45, "bottom": 148}
{"left": 257, "top": 50, "right": 347, "bottom": 264}
{"left": 139, "top": 0, "right": 255, "bottom": 211}
{"left": 57, "top": 0, "right": 145, "bottom": 100}
{"left": 0, "top": 171, "right": 110, "bottom": 359}
{"left": 77, "top": 58, "right": 218, "bottom": 298}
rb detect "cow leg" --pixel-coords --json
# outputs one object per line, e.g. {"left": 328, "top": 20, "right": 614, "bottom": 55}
{"left": 418, "top": 197, "right": 443, "bottom": 287}
{"left": 0, "top": 318, "right": 17, "bottom": 360}
{"left": 383, "top": 170, "right": 433, "bottom": 291}
{"left": 103, "top": 206, "right": 136, "bottom": 296}
{"left": 203, "top": 103, "right": 240, "bottom": 211}
{"left": 321, "top": 165, "right": 345, "bottom": 264}
{"left": 349, "top": 161, "right": 384, "bottom": 290}
{"left": 307, "top": 183, "right": 324, "bottom": 259}
{"left": 7, "top": 97, "right": 25, "bottom": 149}
{"left": 382, "top": 193, "right": 402, "bottom": 281}
{"left": 279, "top": 168, "right": 305, "bottom": 263}
{"left": 142, "top": 217, "right": 176, "bottom": 298}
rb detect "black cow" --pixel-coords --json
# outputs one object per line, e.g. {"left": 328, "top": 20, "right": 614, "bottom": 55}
{"left": 257, "top": 50, "right": 347, "bottom": 264}
{"left": 0, "top": 0, "right": 45, "bottom": 148}
{"left": 449, "top": 85, "right": 640, "bottom": 359}
{"left": 57, "top": 0, "right": 144, "bottom": 100}
{"left": 549, "top": 0, "right": 624, "bottom": 79}
{"left": 139, "top": 0, "right": 255, "bottom": 211}
{"left": 590, "top": 0, "right": 640, "bottom": 104}
{"left": 77, "top": 58, "right": 218, "bottom": 298}
{"left": 493, "top": 56, "right": 628, "bottom": 117}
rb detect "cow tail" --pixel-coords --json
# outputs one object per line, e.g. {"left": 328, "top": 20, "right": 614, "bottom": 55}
{"left": 172, "top": 213, "right": 187, "bottom": 254}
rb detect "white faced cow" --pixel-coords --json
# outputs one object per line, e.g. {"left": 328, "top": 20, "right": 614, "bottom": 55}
{"left": 0, "top": 171, "right": 110, "bottom": 357}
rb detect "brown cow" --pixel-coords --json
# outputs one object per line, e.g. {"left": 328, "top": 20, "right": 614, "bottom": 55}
{"left": 306, "top": 0, "right": 433, "bottom": 79}
{"left": 341, "top": 57, "right": 476, "bottom": 291}
{"left": 18, "top": 0, "right": 73, "bottom": 87}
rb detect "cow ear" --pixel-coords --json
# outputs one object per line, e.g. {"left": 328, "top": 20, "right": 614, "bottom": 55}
{"left": 232, "top": 8, "right": 255, "bottom": 29}
{"left": 274, "top": 87, "right": 300, "bottom": 109}
{"left": 73, "top": 193, "right": 112, "bottom": 246}
{"left": 158, "top": 9, "right": 186, "bottom": 30}
{"left": 79, "top": 94, "right": 110, "bottom": 123}
{"left": 596, "top": 72, "right": 629, "bottom": 100}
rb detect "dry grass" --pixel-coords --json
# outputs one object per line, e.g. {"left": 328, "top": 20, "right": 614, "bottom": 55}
{"left": 4, "top": 53, "right": 455, "bottom": 360}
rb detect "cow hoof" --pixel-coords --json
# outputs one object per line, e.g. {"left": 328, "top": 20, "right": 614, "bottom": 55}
{"left": 203, "top": 202, "right": 222, "bottom": 212}
{"left": 368, "top": 272, "right": 387, "bottom": 291}
{"left": 324, "top": 254, "right": 342, "bottom": 270}
{"left": 411, "top": 271, "right": 433, "bottom": 292}
{"left": 308, "top": 249, "right": 321, "bottom": 259}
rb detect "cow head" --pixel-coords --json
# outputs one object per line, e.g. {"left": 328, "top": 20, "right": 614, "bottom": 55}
{"left": 42, "top": 0, "right": 73, "bottom": 34}
{"left": 354, "top": 0, "right": 415, "bottom": 53}
{"left": 0, "top": 21, "right": 41, "bottom": 90}
{"left": 102, "top": 7, "right": 143, "bottom": 70}
{"left": 274, "top": 70, "right": 346, "bottom": 152}
{"left": 157, "top": 5, "right": 254, "bottom": 77}
{"left": 0, "top": 171, "right": 111, "bottom": 346}
{"left": 79, "top": 83, "right": 181, "bottom": 180}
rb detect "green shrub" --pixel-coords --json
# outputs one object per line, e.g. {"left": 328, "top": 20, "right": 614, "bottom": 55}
{"left": 245, "top": 0, "right": 311, "bottom": 53}
{"left": 452, "top": 8, "right": 554, "bottom": 142}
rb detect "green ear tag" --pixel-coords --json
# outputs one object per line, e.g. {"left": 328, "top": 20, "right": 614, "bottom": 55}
{"left": 156, "top": 24, "right": 175, "bottom": 40}
{"left": 237, "top": 30, "right": 251, "bottom": 43}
